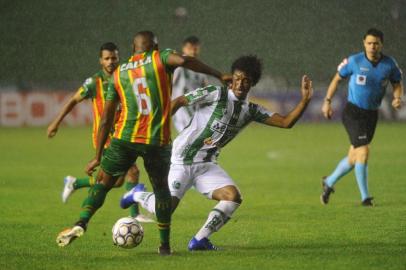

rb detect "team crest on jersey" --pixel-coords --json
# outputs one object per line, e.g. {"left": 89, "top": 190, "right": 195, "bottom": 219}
{"left": 356, "top": 74, "right": 367, "bottom": 85}
{"left": 204, "top": 137, "right": 213, "bottom": 145}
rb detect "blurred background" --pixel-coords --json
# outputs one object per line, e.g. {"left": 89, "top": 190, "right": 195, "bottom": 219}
{"left": 1, "top": 0, "right": 405, "bottom": 126}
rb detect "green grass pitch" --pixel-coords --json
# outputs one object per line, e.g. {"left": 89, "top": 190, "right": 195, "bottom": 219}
{"left": 1, "top": 123, "right": 405, "bottom": 270}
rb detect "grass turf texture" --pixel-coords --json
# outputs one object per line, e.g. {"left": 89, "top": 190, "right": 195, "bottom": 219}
{"left": 0, "top": 123, "right": 405, "bottom": 270}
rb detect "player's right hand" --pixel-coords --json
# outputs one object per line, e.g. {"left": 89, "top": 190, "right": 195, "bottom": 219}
{"left": 322, "top": 102, "right": 333, "bottom": 119}
{"left": 47, "top": 124, "right": 58, "bottom": 138}
{"left": 86, "top": 158, "right": 100, "bottom": 176}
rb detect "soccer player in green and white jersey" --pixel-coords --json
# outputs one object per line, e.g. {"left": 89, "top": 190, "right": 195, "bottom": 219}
{"left": 121, "top": 55, "right": 313, "bottom": 250}
{"left": 56, "top": 31, "right": 230, "bottom": 255}
{"left": 47, "top": 42, "right": 152, "bottom": 222}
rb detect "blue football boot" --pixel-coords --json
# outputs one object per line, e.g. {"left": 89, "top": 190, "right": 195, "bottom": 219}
{"left": 188, "top": 237, "right": 219, "bottom": 251}
{"left": 120, "top": 183, "right": 146, "bottom": 209}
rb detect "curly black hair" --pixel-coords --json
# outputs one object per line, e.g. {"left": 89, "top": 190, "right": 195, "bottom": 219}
{"left": 231, "top": 55, "right": 262, "bottom": 86}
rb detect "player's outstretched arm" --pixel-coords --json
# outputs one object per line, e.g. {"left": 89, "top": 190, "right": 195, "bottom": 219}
{"left": 264, "top": 75, "right": 313, "bottom": 129}
{"left": 322, "top": 73, "right": 342, "bottom": 119}
{"left": 85, "top": 98, "right": 118, "bottom": 176}
{"left": 47, "top": 90, "right": 84, "bottom": 138}
{"left": 391, "top": 82, "right": 404, "bottom": 110}
{"left": 167, "top": 53, "right": 232, "bottom": 84}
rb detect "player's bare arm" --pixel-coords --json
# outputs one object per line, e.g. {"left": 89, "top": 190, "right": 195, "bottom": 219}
{"left": 167, "top": 53, "right": 232, "bottom": 84}
{"left": 322, "top": 72, "right": 343, "bottom": 119}
{"left": 391, "top": 82, "right": 404, "bottom": 110}
{"left": 171, "top": 96, "right": 189, "bottom": 115}
{"left": 47, "top": 90, "right": 85, "bottom": 138}
{"left": 85, "top": 98, "right": 118, "bottom": 176}
{"left": 264, "top": 75, "right": 313, "bottom": 128}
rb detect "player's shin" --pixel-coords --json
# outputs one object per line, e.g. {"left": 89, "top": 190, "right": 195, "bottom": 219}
{"left": 133, "top": 192, "right": 156, "bottom": 214}
{"left": 325, "top": 157, "right": 354, "bottom": 187}
{"left": 154, "top": 189, "right": 172, "bottom": 246}
{"left": 77, "top": 183, "right": 110, "bottom": 228}
{"left": 355, "top": 163, "right": 369, "bottom": 201}
{"left": 195, "top": 200, "right": 240, "bottom": 240}
{"left": 73, "top": 176, "right": 95, "bottom": 189}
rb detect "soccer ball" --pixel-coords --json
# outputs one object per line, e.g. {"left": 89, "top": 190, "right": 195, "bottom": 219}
{"left": 112, "top": 217, "right": 144, "bottom": 249}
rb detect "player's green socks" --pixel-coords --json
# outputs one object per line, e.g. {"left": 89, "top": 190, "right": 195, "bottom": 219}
{"left": 355, "top": 162, "right": 369, "bottom": 201}
{"left": 125, "top": 182, "right": 139, "bottom": 217}
{"left": 79, "top": 183, "right": 109, "bottom": 224}
{"left": 73, "top": 176, "right": 95, "bottom": 190}
{"left": 154, "top": 189, "right": 171, "bottom": 245}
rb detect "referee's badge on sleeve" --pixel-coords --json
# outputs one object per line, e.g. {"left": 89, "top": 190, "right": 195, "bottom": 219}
{"left": 356, "top": 74, "right": 367, "bottom": 85}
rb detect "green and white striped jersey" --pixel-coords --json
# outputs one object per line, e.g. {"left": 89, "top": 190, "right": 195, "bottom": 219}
{"left": 171, "top": 85, "right": 274, "bottom": 165}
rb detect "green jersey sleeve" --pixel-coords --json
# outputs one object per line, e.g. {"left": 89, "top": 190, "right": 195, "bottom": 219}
{"left": 249, "top": 103, "right": 274, "bottom": 123}
{"left": 160, "top": 48, "right": 177, "bottom": 73}
{"left": 185, "top": 85, "right": 221, "bottom": 106}
{"left": 106, "top": 76, "right": 118, "bottom": 101}
{"left": 79, "top": 76, "right": 97, "bottom": 99}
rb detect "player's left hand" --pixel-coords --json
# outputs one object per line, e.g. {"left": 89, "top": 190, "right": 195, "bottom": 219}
{"left": 86, "top": 158, "right": 100, "bottom": 176}
{"left": 392, "top": 97, "right": 402, "bottom": 110}
{"left": 301, "top": 75, "right": 313, "bottom": 102}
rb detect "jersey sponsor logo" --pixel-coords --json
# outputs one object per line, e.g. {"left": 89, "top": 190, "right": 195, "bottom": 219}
{"left": 120, "top": 56, "right": 152, "bottom": 71}
{"left": 356, "top": 74, "right": 367, "bottom": 85}
{"left": 337, "top": 58, "right": 348, "bottom": 71}
{"left": 210, "top": 119, "right": 228, "bottom": 133}
{"left": 360, "top": 67, "right": 369, "bottom": 72}
{"left": 189, "top": 88, "right": 208, "bottom": 99}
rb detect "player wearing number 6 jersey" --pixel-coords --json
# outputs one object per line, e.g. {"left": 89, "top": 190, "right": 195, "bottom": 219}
{"left": 56, "top": 31, "right": 230, "bottom": 255}
{"left": 121, "top": 55, "right": 313, "bottom": 250}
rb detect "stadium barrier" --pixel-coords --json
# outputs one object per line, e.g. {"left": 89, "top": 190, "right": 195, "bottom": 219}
{"left": 0, "top": 90, "right": 405, "bottom": 127}
{"left": 0, "top": 91, "right": 92, "bottom": 127}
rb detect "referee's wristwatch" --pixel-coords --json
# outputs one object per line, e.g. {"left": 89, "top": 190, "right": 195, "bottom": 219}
{"left": 324, "top": 98, "right": 332, "bottom": 104}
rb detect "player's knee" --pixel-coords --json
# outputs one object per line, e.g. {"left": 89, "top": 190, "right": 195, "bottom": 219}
{"left": 355, "top": 146, "right": 369, "bottom": 162}
{"left": 215, "top": 186, "right": 242, "bottom": 204}
{"left": 126, "top": 165, "right": 140, "bottom": 183}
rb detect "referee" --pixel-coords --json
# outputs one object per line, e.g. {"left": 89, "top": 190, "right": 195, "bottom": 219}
{"left": 320, "top": 28, "right": 403, "bottom": 206}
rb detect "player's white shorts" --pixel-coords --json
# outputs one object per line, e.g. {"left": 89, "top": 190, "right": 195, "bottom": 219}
{"left": 168, "top": 162, "right": 238, "bottom": 199}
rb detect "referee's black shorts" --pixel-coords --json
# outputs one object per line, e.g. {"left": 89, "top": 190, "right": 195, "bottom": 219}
{"left": 342, "top": 102, "right": 378, "bottom": 148}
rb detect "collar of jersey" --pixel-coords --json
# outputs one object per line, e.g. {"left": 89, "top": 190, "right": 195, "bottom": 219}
{"left": 228, "top": 89, "right": 248, "bottom": 103}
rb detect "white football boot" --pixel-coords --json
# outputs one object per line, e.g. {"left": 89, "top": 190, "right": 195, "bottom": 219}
{"left": 56, "top": 226, "right": 84, "bottom": 247}
{"left": 62, "top": 176, "right": 76, "bottom": 203}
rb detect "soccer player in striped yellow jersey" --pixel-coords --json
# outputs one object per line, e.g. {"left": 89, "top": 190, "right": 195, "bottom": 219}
{"left": 56, "top": 31, "right": 230, "bottom": 255}
{"left": 47, "top": 42, "right": 152, "bottom": 222}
